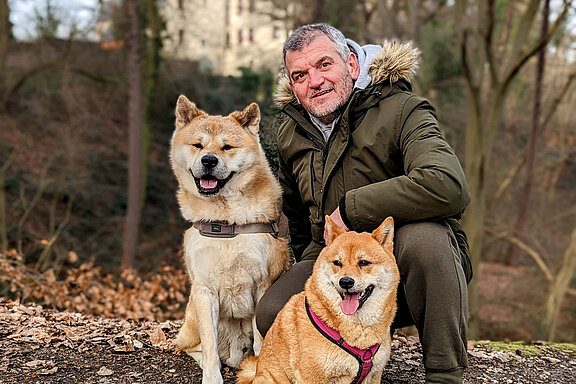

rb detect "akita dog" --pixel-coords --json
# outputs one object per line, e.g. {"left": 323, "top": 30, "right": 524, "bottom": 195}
{"left": 237, "top": 216, "right": 399, "bottom": 384}
{"left": 170, "top": 95, "right": 289, "bottom": 384}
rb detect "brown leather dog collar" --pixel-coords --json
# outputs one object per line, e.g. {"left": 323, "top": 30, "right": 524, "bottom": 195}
{"left": 192, "top": 221, "right": 279, "bottom": 238}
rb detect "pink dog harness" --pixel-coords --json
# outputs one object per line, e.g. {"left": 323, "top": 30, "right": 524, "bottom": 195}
{"left": 305, "top": 300, "right": 380, "bottom": 383}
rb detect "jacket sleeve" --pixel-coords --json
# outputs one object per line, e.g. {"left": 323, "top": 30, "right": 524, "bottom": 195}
{"left": 344, "top": 96, "right": 470, "bottom": 231}
{"left": 278, "top": 135, "right": 312, "bottom": 262}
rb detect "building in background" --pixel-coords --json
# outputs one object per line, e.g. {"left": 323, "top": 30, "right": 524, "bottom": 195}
{"left": 95, "top": 0, "right": 121, "bottom": 42}
{"left": 161, "top": 0, "right": 289, "bottom": 76}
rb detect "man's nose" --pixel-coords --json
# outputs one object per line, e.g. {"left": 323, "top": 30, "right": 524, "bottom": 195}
{"left": 308, "top": 68, "right": 325, "bottom": 88}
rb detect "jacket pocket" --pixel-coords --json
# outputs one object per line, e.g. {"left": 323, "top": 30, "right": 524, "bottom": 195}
{"left": 294, "top": 151, "right": 319, "bottom": 221}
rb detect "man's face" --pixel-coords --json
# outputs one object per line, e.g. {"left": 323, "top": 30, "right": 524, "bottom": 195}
{"left": 286, "top": 35, "right": 360, "bottom": 124}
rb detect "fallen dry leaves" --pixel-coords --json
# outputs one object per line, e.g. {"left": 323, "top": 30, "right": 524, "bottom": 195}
{"left": 0, "top": 249, "right": 188, "bottom": 321}
{"left": 1, "top": 250, "right": 575, "bottom": 383}
{"left": 1, "top": 297, "right": 576, "bottom": 383}
{"left": 0, "top": 298, "right": 190, "bottom": 380}
{"left": 0, "top": 298, "right": 177, "bottom": 352}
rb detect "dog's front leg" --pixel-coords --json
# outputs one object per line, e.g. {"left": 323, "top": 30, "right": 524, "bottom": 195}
{"left": 193, "top": 284, "right": 223, "bottom": 384}
{"left": 176, "top": 290, "right": 203, "bottom": 363}
{"left": 252, "top": 281, "right": 271, "bottom": 356}
{"left": 252, "top": 316, "right": 263, "bottom": 356}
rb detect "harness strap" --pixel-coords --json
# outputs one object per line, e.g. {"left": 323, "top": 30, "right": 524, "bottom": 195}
{"left": 305, "top": 300, "right": 380, "bottom": 383}
{"left": 192, "top": 221, "right": 279, "bottom": 238}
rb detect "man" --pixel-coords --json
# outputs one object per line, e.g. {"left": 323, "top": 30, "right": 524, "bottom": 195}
{"left": 256, "top": 23, "right": 472, "bottom": 384}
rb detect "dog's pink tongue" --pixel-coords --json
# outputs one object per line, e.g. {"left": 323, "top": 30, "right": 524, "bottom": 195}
{"left": 200, "top": 179, "right": 217, "bottom": 189}
{"left": 340, "top": 293, "right": 361, "bottom": 315}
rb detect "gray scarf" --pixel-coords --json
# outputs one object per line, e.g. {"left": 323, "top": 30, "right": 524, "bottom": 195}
{"left": 346, "top": 39, "right": 382, "bottom": 90}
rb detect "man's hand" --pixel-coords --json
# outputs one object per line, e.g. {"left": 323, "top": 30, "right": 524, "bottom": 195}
{"left": 324, "top": 207, "right": 349, "bottom": 244}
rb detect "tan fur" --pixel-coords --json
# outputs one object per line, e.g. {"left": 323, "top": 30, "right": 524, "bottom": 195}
{"left": 170, "top": 95, "right": 289, "bottom": 384}
{"left": 368, "top": 40, "right": 420, "bottom": 84}
{"left": 238, "top": 216, "right": 400, "bottom": 384}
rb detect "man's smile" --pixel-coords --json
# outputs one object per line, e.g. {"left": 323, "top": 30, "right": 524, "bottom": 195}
{"left": 311, "top": 88, "right": 333, "bottom": 99}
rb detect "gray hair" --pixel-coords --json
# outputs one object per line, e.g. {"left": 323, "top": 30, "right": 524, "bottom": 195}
{"left": 283, "top": 23, "right": 350, "bottom": 72}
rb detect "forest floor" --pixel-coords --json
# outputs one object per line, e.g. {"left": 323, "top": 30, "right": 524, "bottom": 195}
{"left": 1, "top": 299, "right": 575, "bottom": 384}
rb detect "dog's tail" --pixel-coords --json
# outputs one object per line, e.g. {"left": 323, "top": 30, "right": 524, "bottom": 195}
{"left": 236, "top": 355, "right": 258, "bottom": 384}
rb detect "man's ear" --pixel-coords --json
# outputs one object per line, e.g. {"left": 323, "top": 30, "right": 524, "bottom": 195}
{"left": 347, "top": 52, "right": 360, "bottom": 81}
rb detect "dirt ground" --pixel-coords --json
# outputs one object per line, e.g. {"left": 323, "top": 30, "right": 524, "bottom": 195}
{"left": 1, "top": 299, "right": 574, "bottom": 384}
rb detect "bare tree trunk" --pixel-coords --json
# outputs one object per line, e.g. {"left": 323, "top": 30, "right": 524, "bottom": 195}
{"left": 0, "top": 0, "right": 10, "bottom": 96}
{"left": 541, "top": 225, "right": 576, "bottom": 341}
{"left": 507, "top": 0, "right": 550, "bottom": 265}
{"left": 140, "top": 0, "right": 163, "bottom": 204}
{"left": 122, "top": 0, "right": 143, "bottom": 269}
{"left": 0, "top": 151, "right": 16, "bottom": 255}
{"left": 310, "top": 0, "right": 325, "bottom": 24}
{"left": 0, "top": 171, "right": 6, "bottom": 255}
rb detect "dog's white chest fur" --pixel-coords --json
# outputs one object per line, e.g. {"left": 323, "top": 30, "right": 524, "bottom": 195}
{"left": 185, "top": 228, "right": 272, "bottom": 317}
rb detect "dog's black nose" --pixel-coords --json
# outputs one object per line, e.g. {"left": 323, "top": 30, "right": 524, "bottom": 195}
{"left": 201, "top": 154, "right": 218, "bottom": 168}
{"left": 339, "top": 276, "right": 355, "bottom": 290}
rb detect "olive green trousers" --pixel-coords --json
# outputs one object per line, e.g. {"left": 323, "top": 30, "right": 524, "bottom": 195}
{"left": 256, "top": 221, "right": 469, "bottom": 380}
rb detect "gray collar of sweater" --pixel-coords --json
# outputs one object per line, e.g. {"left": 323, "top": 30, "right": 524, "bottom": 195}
{"left": 346, "top": 39, "right": 383, "bottom": 90}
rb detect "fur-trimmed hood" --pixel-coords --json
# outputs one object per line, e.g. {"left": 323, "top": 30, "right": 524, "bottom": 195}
{"left": 274, "top": 40, "right": 421, "bottom": 108}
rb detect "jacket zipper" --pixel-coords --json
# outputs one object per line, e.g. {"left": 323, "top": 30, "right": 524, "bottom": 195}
{"left": 319, "top": 121, "right": 342, "bottom": 219}
{"left": 310, "top": 151, "right": 318, "bottom": 213}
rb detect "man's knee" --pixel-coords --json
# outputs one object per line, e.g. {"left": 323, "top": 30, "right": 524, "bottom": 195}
{"left": 255, "top": 295, "right": 281, "bottom": 337}
{"left": 394, "top": 221, "right": 457, "bottom": 274}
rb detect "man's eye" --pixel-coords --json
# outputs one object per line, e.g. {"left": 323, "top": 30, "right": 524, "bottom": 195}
{"left": 320, "top": 62, "right": 331, "bottom": 69}
{"left": 293, "top": 73, "right": 305, "bottom": 82}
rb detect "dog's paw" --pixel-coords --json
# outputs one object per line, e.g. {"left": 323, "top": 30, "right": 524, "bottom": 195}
{"left": 176, "top": 323, "right": 200, "bottom": 347}
{"left": 175, "top": 332, "right": 203, "bottom": 364}
{"left": 201, "top": 371, "right": 224, "bottom": 384}
{"left": 187, "top": 349, "right": 204, "bottom": 365}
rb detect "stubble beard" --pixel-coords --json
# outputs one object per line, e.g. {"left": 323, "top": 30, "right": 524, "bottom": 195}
{"left": 307, "top": 72, "right": 355, "bottom": 125}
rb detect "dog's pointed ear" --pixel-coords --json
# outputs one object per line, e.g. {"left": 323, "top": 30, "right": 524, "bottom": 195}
{"left": 230, "top": 102, "right": 260, "bottom": 136}
{"left": 325, "top": 215, "right": 345, "bottom": 245}
{"left": 372, "top": 216, "right": 394, "bottom": 250}
{"left": 175, "top": 95, "right": 205, "bottom": 130}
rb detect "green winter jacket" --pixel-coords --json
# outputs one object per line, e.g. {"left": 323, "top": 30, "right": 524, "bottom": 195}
{"left": 275, "top": 40, "right": 471, "bottom": 270}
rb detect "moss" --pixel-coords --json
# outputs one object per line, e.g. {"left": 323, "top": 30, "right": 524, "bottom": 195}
{"left": 474, "top": 341, "right": 576, "bottom": 356}
{"left": 474, "top": 341, "right": 542, "bottom": 357}
{"left": 551, "top": 343, "right": 576, "bottom": 353}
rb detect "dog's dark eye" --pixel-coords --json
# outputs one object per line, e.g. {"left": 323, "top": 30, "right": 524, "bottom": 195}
{"left": 222, "top": 144, "right": 233, "bottom": 150}
{"left": 333, "top": 260, "right": 342, "bottom": 267}
{"left": 192, "top": 143, "right": 203, "bottom": 149}
{"left": 359, "top": 260, "right": 372, "bottom": 267}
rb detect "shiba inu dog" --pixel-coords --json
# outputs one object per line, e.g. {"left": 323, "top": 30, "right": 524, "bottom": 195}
{"left": 170, "top": 95, "right": 289, "bottom": 384}
{"left": 237, "top": 216, "right": 399, "bottom": 384}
